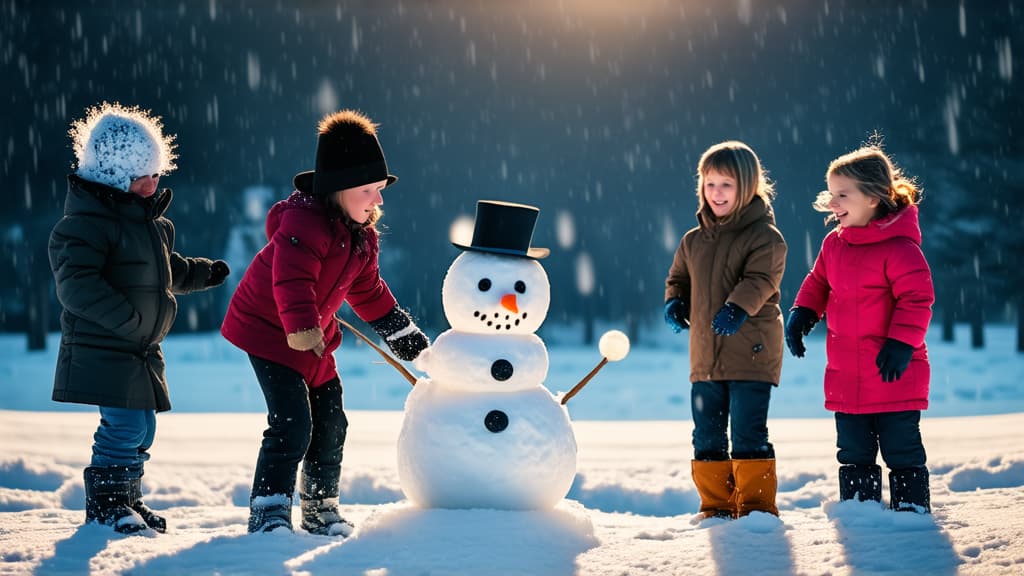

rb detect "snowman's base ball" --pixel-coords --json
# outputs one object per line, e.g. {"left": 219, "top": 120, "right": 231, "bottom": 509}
{"left": 398, "top": 381, "right": 577, "bottom": 510}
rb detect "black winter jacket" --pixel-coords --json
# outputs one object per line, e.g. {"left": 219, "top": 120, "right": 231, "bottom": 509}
{"left": 48, "top": 174, "right": 216, "bottom": 411}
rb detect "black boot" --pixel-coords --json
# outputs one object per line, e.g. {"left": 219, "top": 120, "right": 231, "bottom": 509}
{"left": 84, "top": 466, "right": 148, "bottom": 534}
{"left": 248, "top": 494, "right": 293, "bottom": 533}
{"left": 839, "top": 464, "right": 882, "bottom": 502}
{"left": 128, "top": 475, "right": 167, "bottom": 533}
{"left": 247, "top": 449, "right": 300, "bottom": 533}
{"left": 300, "top": 463, "right": 353, "bottom": 536}
{"left": 890, "top": 467, "right": 931, "bottom": 513}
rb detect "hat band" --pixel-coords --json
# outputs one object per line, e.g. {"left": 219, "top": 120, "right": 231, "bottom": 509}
{"left": 313, "top": 160, "right": 390, "bottom": 195}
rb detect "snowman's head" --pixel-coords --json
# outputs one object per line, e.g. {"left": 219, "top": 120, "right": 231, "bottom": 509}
{"left": 442, "top": 251, "right": 549, "bottom": 334}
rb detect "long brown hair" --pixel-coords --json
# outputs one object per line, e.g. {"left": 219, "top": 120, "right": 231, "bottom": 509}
{"left": 696, "top": 141, "right": 775, "bottom": 223}
{"left": 815, "top": 137, "right": 920, "bottom": 224}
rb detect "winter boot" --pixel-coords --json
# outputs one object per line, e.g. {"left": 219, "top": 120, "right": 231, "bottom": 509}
{"left": 732, "top": 458, "right": 779, "bottom": 517}
{"left": 248, "top": 454, "right": 299, "bottom": 533}
{"left": 84, "top": 466, "right": 148, "bottom": 534}
{"left": 889, "top": 467, "right": 931, "bottom": 513}
{"left": 300, "top": 464, "right": 354, "bottom": 536}
{"left": 838, "top": 464, "right": 882, "bottom": 503}
{"left": 248, "top": 494, "right": 294, "bottom": 533}
{"left": 691, "top": 460, "right": 736, "bottom": 519}
{"left": 128, "top": 475, "right": 167, "bottom": 533}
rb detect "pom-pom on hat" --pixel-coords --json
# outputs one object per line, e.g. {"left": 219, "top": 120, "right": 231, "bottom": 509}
{"left": 70, "top": 102, "right": 177, "bottom": 192}
{"left": 293, "top": 109, "right": 398, "bottom": 196}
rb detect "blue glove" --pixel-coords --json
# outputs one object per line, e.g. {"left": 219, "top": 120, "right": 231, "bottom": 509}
{"left": 664, "top": 298, "right": 689, "bottom": 333}
{"left": 784, "top": 306, "right": 819, "bottom": 358}
{"left": 876, "top": 338, "right": 913, "bottom": 382}
{"left": 711, "top": 302, "right": 748, "bottom": 336}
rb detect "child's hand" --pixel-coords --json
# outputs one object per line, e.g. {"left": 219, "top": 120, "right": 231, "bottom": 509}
{"left": 386, "top": 328, "right": 430, "bottom": 362}
{"left": 712, "top": 302, "right": 748, "bottom": 336}
{"left": 206, "top": 260, "right": 231, "bottom": 287}
{"left": 663, "top": 298, "right": 690, "bottom": 333}
{"left": 784, "top": 306, "right": 819, "bottom": 358}
{"left": 876, "top": 338, "right": 913, "bottom": 382}
{"left": 286, "top": 326, "right": 326, "bottom": 356}
{"left": 370, "top": 305, "right": 431, "bottom": 361}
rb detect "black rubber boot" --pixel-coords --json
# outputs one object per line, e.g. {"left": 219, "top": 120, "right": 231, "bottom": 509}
{"left": 300, "top": 463, "right": 353, "bottom": 536}
{"left": 839, "top": 464, "right": 883, "bottom": 502}
{"left": 84, "top": 466, "right": 148, "bottom": 534}
{"left": 890, "top": 467, "right": 931, "bottom": 513}
{"left": 247, "top": 452, "right": 299, "bottom": 533}
{"left": 248, "top": 494, "right": 294, "bottom": 533}
{"left": 128, "top": 475, "right": 167, "bottom": 533}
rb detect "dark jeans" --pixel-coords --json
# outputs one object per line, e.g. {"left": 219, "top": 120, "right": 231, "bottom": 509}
{"left": 91, "top": 406, "right": 156, "bottom": 471}
{"left": 691, "top": 380, "right": 774, "bottom": 461}
{"left": 835, "top": 410, "right": 927, "bottom": 470}
{"left": 249, "top": 355, "right": 348, "bottom": 498}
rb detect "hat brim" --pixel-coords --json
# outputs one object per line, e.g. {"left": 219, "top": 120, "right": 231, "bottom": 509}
{"left": 293, "top": 171, "right": 397, "bottom": 194}
{"left": 451, "top": 242, "right": 549, "bottom": 260}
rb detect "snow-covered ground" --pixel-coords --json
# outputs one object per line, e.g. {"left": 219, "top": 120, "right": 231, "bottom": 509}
{"left": 1, "top": 324, "right": 1023, "bottom": 575}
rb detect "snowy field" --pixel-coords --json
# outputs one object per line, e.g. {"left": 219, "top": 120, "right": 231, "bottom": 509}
{"left": 1, "top": 324, "right": 1023, "bottom": 575}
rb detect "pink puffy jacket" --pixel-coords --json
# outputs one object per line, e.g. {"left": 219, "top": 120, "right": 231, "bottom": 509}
{"left": 794, "top": 205, "right": 934, "bottom": 414}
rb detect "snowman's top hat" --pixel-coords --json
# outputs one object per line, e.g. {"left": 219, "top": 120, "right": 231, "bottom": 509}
{"left": 453, "top": 200, "right": 550, "bottom": 260}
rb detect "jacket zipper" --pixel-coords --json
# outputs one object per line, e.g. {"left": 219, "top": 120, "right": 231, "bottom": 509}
{"left": 143, "top": 212, "right": 167, "bottom": 355}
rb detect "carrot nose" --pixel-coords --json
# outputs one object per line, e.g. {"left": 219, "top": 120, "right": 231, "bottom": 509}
{"left": 500, "top": 294, "right": 519, "bottom": 313}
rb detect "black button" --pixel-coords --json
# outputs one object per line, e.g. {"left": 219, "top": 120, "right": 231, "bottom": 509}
{"left": 484, "top": 410, "right": 509, "bottom": 433}
{"left": 752, "top": 343, "right": 764, "bottom": 353}
{"left": 490, "top": 359, "right": 514, "bottom": 381}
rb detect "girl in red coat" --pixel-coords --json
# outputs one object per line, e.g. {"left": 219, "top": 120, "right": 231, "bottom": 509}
{"left": 785, "top": 142, "right": 934, "bottom": 513}
{"left": 222, "top": 110, "right": 429, "bottom": 534}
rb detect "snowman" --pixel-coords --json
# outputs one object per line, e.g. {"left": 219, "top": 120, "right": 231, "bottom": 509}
{"left": 397, "top": 200, "right": 576, "bottom": 510}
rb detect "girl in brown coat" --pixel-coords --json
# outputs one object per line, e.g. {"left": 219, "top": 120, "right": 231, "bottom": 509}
{"left": 664, "top": 141, "right": 787, "bottom": 520}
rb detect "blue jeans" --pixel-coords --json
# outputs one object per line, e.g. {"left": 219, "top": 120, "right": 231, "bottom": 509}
{"left": 835, "top": 411, "right": 927, "bottom": 469}
{"left": 691, "top": 380, "right": 774, "bottom": 460}
{"left": 91, "top": 406, "right": 156, "bottom": 471}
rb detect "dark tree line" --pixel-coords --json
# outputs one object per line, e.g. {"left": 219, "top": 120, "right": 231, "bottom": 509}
{"left": 1, "top": 0, "right": 1020, "bottom": 351}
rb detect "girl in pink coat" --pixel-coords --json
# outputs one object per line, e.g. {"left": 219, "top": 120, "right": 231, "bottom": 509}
{"left": 785, "top": 142, "right": 934, "bottom": 513}
{"left": 222, "top": 110, "right": 429, "bottom": 534}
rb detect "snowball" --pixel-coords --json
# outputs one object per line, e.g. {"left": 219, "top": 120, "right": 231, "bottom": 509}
{"left": 598, "top": 330, "right": 630, "bottom": 361}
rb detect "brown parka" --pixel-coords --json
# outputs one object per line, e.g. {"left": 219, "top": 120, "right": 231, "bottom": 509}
{"left": 665, "top": 196, "right": 787, "bottom": 384}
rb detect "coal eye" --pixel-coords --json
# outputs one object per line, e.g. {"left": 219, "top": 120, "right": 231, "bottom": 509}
{"left": 514, "top": 280, "right": 526, "bottom": 294}
{"left": 478, "top": 278, "right": 492, "bottom": 291}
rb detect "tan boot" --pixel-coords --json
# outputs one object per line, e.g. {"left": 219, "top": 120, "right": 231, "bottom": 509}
{"left": 732, "top": 458, "right": 779, "bottom": 517}
{"left": 691, "top": 460, "right": 736, "bottom": 519}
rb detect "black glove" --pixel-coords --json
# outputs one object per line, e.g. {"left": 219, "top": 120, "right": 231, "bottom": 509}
{"left": 876, "top": 338, "right": 914, "bottom": 383}
{"left": 369, "top": 305, "right": 430, "bottom": 362}
{"left": 785, "top": 306, "right": 819, "bottom": 358}
{"left": 206, "top": 260, "right": 230, "bottom": 287}
{"left": 664, "top": 298, "right": 689, "bottom": 333}
{"left": 711, "top": 302, "right": 748, "bottom": 336}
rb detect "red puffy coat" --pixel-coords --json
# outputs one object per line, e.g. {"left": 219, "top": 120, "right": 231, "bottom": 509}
{"left": 221, "top": 191, "right": 396, "bottom": 387}
{"left": 794, "top": 205, "right": 934, "bottom": 414}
